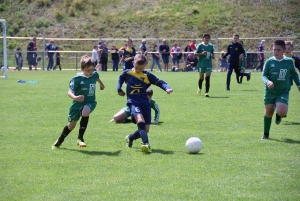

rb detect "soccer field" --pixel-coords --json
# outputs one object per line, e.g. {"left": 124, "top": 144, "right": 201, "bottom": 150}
{"left": 0, "top": 70, "right": 299, "bottom": 200}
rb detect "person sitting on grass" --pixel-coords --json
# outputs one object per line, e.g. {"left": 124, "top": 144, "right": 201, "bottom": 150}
{"left": 110, "top": 88, "right": 160, "bottom": 124}
{"left": 52, "top": 55, "right": 105, "bottom": 149}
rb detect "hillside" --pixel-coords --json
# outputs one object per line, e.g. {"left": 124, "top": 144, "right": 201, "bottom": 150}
{"left": 1, "top": 0, "right": 300, "bottom": 51}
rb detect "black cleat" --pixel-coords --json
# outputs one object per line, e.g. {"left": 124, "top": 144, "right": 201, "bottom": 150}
{"left": 261, "top": 133, "right": 269, "bottom": 140}
{"left": 247, "top": 72, "right": 251, "bottom": 81}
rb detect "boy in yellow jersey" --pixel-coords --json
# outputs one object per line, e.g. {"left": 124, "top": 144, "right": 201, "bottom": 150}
{"left": 117, "top": 54, "right": 173, "bottom": 153}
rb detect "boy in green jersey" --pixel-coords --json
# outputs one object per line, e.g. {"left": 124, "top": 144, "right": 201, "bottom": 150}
{"left": 110, "top": 88, "right": 160, "bottom": 124}
{"left": 261, "top": 40, "right": 300, "bottom": 140}
{"left": 52, "top": 55, "right": 105, "bottom": 149}
{"left": 195, "top": 34, "right": 215, "bottom": 97}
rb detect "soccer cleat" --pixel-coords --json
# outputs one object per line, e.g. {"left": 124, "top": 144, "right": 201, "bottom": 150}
{"left": 275, "top": 113, "right": 282, "bottom": 125}
{"left": 225, "top": 88, "right": 230, "bottom": 91}
{"left": 77, "top": 139, "right": 86, "bottom": 147}
{"left": 197, "top": 88, "right": 201, "bottom": 95}
{"left": 109, "top": 119, "right": 115, "bottom": 123}
{"left": 125, "top": 135, "right": 133, "bottom": 148}
{"left": 247, "top": 72, "right": 251, "bottom": 81}
{"left": 52, "top": 140, "right": 62, "bottom": 150}
{"left": 204, "top": 93, "right": 209, "bottom": 97}
{"left": 261, "top": 133, "right": 269, "bottom": 140}
{"left": 141, "top": 143, "right": 152, "bottom": 153}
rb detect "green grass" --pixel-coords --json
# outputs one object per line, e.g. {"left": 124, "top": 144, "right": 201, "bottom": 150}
{"left": 0, "top": 70, "right": 299, "bottom": 200}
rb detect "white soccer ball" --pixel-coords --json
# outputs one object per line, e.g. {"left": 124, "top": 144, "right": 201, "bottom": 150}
{"left": 186, "top": 137, "right": 202, "bottom": 154}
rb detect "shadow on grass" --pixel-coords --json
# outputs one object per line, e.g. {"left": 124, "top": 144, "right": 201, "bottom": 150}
{"left": 269, "top": 138, "right": 300, "bottom": 144}
{"left": 209, "top": 96, "right": 230, "bottom": 98}
{"left": 152, "top": 149, "right": 174, "bottom": 155}
{"left": 60, "top": 148, "right": 122, "bottom": 156}
{"left": 283, "top": 121, "right": 300, "bottom": 126}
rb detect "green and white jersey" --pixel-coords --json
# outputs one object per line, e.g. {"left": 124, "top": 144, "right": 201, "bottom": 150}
{"left": 241, "top": 48, "right": 247, "bottom": 68}
{"left": 69, "top": 71, "right": 100, "bottom": 109}
{"left": 149, "top": 99, "right": 160, "bottom": 123}
{"left": 262, "top": 56, "right": 300, "bottom": 95}
{"left": 196, "top": 42, "right": 214, "bottom": 68}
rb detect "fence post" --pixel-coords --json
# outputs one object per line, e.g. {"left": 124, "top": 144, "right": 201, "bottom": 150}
{"left": 76, "top": 52, "right": 78, "bottom": 71}
{"left": 42, "top": 35, "right": 45, "bottom": 70}
{"left": 215, "top": 35, "right": 219, "bottom": 72}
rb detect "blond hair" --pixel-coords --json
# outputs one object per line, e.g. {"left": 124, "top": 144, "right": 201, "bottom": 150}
{"left": 80, "top": 55, "right": 92, "bottom": 69}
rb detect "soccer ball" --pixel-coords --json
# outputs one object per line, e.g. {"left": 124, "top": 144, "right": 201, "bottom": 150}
{"left": 186, "top": 137, "right": 202, "bottom": 154}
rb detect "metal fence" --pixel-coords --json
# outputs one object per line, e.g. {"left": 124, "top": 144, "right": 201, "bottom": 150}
{"left": 1, "top": 36, "right": 300, "bottom": 71}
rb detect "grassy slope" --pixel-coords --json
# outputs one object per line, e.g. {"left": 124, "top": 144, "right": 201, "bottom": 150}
{"left": 0, "top": 0, "right": 300, "bottom": 51}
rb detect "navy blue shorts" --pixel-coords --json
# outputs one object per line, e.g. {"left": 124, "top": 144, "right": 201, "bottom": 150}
{"left": 162, "top": 56, "right": 169, "bottom": 64}
{"left": 128, "top": 103, "right": 151, "bottom": 124}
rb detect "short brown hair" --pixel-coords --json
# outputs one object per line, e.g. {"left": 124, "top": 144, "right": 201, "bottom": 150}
{"left": 80, "top": 55, "right": 93, "bottom": 69}
{"left": 146, "top": 88, "right": 153, "bottom": 96}
{"left": 274, "top": 40, "right": 286, "bottom": 49}
{"left": 134, "top": 54, "right": 147, "bottom": 66}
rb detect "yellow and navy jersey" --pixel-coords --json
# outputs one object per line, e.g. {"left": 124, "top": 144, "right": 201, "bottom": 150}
{"left": 117, "top": 69, "right": 171, "bottom": 104}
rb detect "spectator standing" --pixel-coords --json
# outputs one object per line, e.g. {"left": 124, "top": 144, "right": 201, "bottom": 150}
{"left": 189, "top": 39, "right": 197, "bottom": 51}
{"left": 255, "top": 40, "right": 266, "bottom": 71}
{"left": 46, "top": 40, "right": 56, "bottom": 71}
{"left": 118, "top": 43, "right": 127, "bottom": 70}
{"left": 170, "top": 42, "right": 182, "bottom": 70}
{"left": 139, "top": 39, "right": 148, "bottom": 55}
{"left": 159, "top": 39, "right": 170, "bottom": 72}
{"left": 27, "top": 37, "right": 38, "bottom": 70}
{"left": 91, "top": 45, "right": 99, "bottom": 69}
{"left": 122, "top": 38, "right": 136, "bottom": 70}
{"left": 100, "top": 43, "right": 109, "bottom": 71}
{"left": 110, "top": 44, "right": 120, "bottom": 71}
{"left": 14, "top": 47, "right": 23, "bottom": 71}
{"left": 150, "top": 44, "right": 162, "bottom": 72}
{"left": 53, "top": 46, "right": 62, "bottom": 71}
{"left": 96, "top": 41, "right": 103, "bottom": 71}
{"left": 219, "top": 51, "right": 228, "bottom": 72}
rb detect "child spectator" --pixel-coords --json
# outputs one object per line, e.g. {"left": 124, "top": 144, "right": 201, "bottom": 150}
{"left": 219, "top": 51, "right": 228, "bottom": 72}
{"left": 53, "top": 46, "right": 62, "bottom": 71}
{"left": 14, "top": 48, "right": 23, "bottom": 71}
{"left": 91, "top": 45, "right": 99, "bottom": 69}
{"left": 52, "top": 55, "right": 105, "bottom": 149}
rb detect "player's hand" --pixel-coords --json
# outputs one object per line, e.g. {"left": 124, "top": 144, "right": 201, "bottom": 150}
{"left": 100, "top": 84, "right": 105, "bottom": 90}
{"left": 75, "top": 95, "right": 84, "bottom": 102}
{"left": 118, "top": 91, "right": 125, "bottom": 96}
{"left": 267, "top": 81, "right": 274, "bottom": 89}
{"left": 166, "top": 89, "right": 173, "bottom": 94}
